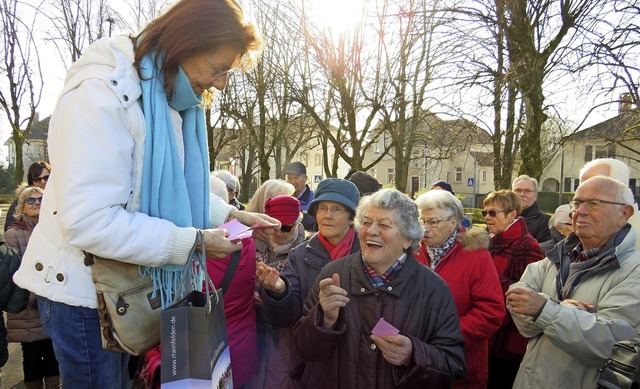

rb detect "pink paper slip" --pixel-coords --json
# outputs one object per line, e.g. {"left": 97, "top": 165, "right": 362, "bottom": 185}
{"left": 218, "top": 219, "right": 254, "bottom": 241}
{"left": 371, "top": 317, "right": 400, "bottom": 336}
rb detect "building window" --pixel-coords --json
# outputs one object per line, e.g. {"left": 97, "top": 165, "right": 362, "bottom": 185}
{"left": 584, "top": 144, "right": 615, "bottom": 162}
{"left": 563, "top": 177, "right": 580, "bottom": 192}
{"left": 411, "top": 150, "right": 420, "bottom": 168}
{"left": 482, "top": 170, "right": 487, "bottom": 183}
{"left": 314, "top": 154, "right": 322, "bottom": 166}
{"left": 387, "top": 168, "right": 395, "bottom": 185}
{"left": 369, "top": 168, "right": 377, "bottom": 178}
{"left": 455, "top": 167, "right": 462, "bottom": 183}
{"left": 630, "top": 179, "right": 638, "bottom": 196}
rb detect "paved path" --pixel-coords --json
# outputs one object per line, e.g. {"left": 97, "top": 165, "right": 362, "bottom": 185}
{"left": 1, "top": 201, "right": 27, "bottom": 388}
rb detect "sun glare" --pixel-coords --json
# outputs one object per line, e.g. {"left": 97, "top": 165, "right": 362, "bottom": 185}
{"left": 306, "top": 0, "right": 365, "bottom": 37}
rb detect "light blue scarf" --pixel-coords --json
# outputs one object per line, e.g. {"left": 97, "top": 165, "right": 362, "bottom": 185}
{"left": 138, "top": 53, "right": 210, "bottom": 307}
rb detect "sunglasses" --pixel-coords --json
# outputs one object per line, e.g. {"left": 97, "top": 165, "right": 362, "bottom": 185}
{"left": 25, "top": 197, "right": 43, "bottom": 205}
{"left": 481, "top": 209, "right": 505, "bottom": 217}
{"left": 280, "top": 223, "right": 296, "bottom": 233}
{"left": 32, "top": 175, "right": 50, "bottom": 183}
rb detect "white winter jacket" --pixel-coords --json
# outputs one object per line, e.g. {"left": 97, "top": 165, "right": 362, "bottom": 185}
{"left": 13, "top": 36, "right": 233, "bottom": 308}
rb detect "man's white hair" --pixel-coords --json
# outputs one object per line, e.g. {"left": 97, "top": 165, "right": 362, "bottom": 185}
{"left": 512, "top": 174, "right": 539, "bottom": 192}
{"left": 209, "top": 174, "right": 229, "bottom": 202}
{"left": 579, "top": 176, "right": 634, "bottom": 205}
{"left": 579, "top": 158, "right": 630, "bottom": 183}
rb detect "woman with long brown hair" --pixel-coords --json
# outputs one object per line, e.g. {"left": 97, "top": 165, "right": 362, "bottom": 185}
{"left": 13, "top": 1, "right": 276, "bottom": 387}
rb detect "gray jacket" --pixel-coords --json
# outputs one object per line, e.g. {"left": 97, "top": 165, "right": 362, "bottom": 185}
{"left": 510, "top": 225, "right": 640, "bottom": 388}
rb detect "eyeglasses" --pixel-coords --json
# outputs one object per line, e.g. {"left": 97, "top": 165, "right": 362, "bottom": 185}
{"left": 316, "top": 205, "right": 347, "bottom": 215}
{"left": 280, "top": 223, "right": 296, "bottom": 233}
{"left": 32, "top": 175, "right": 49, "bottom": 183}
{"left": 420, "top": 218, "right": 450, "bottom": 229}
{"left": 205, "top": 54, "right": 234, "bottom": 79}
{"left": 514, "top": 188, "right": 535, "bottom": 194}
{"left": 481, "top": 209, "right": 505, "bottom": 217}
{"left": 569, "top": 199, "right": 626, "bottom": 211}
{"left": 25, "top": 197, "right": 43, "bottom": 205}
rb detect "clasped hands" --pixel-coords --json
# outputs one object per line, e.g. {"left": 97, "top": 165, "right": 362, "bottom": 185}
{"left": 507, "top": 287, "right": 594, "bottom": 318}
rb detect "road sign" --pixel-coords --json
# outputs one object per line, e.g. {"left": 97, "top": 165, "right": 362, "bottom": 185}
{"left": 467, "top": 178, "right": 474, "bottom": 187}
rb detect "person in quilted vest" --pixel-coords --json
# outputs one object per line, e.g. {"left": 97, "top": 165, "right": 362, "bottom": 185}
{"left": 4, "top": 186, "right": 60, "bottom": 388}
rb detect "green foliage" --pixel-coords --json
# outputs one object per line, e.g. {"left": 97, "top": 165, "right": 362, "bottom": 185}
{"left": 464, "top": 208, "right": 485, "bottom": 225}
{"left": 0, "top": 165, "right": 16, "bottom": 194}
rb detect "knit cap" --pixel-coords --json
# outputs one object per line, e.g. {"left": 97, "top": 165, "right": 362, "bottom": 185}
{"left": 264, "top": 195, "right": 301, "bottom": 225}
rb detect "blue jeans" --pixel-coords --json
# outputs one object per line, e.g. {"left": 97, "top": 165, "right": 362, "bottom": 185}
{"left": 38, "top": 296, "right": 131, "bottom": 388}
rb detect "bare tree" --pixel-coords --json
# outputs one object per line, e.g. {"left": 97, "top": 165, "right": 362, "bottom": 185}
{"left": 118, "top": 0, "right": 172, "bottom": 33}
{"left": 41, "top": 0, "right": 110, "bottom": 66}
{"left": 0, "top": 0, "right": 44, "bottom": 184}
{"left": 288, "top": 0, "right": 388, "bottom": 176}
{"left": 375, "top": 0, "right": 459, "bottom": 191}
{"left": 571, "top": 0, "right": 640, "bottom": 121}
{"left": 499, "top": 0, "right": 606, "bottom": 179}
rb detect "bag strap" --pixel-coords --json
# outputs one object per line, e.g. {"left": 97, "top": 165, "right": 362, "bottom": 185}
{"left": 219, "top": 250, "right": 241, "bottom": 296}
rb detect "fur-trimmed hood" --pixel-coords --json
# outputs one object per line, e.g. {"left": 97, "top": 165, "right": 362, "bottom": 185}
{"left": 456, "top": 226, "right": 490, "bottom": 252}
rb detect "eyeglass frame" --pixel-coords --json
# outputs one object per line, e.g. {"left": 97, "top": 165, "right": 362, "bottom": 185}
{"left": 315, "top": 204, "right": 348, "bottom": 215}
{"left": 205, "top": 54, "right": 235, "bottom": 79}
{"left": 419, "top": 217, "right": 452, "bottom": 229}
{"left": 568, "top": 199, "right": 627, "bottom": 211}
{"left": 25, "top": 197, "right": 43, "bottom": 205}
{"left": 32, "top": 175, "right": 50, "bottom": 183}
{"left": 513, "top": 188, "right": 536, "bottom": 194}
{"left": 481, "top": 209, "right": 506, "bottom": 217}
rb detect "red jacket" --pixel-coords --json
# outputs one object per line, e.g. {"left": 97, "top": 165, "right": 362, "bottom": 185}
{"left": 488, "top": 218, "right": 543, "bottom": 359}
{"left": 416, "top": 227, "right": 505, "bottom": 389}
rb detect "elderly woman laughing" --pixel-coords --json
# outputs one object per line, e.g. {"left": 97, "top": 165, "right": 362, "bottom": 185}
{"left": 292, "top": 188, "right": 466, "bottom": 389}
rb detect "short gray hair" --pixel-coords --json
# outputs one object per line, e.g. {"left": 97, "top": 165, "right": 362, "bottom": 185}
{"left": 354, "top": 188, "right": 423, "bottom": 251}
{"left": 579, "top": 158, "right": 630, "bottom": 183}
{"left": 213, "top": 170, "right": 239, "bottom": 192}
{"left": 577, "top": 176, "right": 634, "bottom": 205}
{"left": 548, "top": 204, "right": 572, "bottom": 229}
{"left": 209, "top": 174, "right": 229, "bottom": 202}
{"left": 512, "top": 174, "right": 539, "bottom": 192}
{"left": 414, "top": 190, "right": 464, "bottom": 228}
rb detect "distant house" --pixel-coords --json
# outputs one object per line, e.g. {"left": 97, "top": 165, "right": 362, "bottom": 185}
{"left": 4, "top": 115, "right": 50, "bottom": 179}
{"left": 364, "top": 114, "right": 495, "bottom": 206}
{"left": 540, "top": 107, "right": 640, "bottom": 196}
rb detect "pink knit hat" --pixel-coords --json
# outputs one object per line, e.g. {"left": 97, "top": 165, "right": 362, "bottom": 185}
{"left": 264, "top": 195, "right": 300, "bottom": 225}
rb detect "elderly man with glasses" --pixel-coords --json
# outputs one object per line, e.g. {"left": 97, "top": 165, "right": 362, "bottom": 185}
{"left": 512, "top": 175, "right": 551, "bottom": 243}
{"left": 506, "top": 176, "right": 640, "bottom": 388}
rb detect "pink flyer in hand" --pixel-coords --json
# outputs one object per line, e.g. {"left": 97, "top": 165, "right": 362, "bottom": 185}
{"left": 219, "top": 219, "right": 253, "bottom": 241}
{"left": 371, "top": 317, "right": 400, "bottom": 336}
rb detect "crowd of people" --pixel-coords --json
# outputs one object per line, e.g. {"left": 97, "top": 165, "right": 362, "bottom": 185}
{"left": 1, "top": 155, "right": 638, "bottom": 389}
{"left": 0, "top": 0, "right": 638, "bottom": 387}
